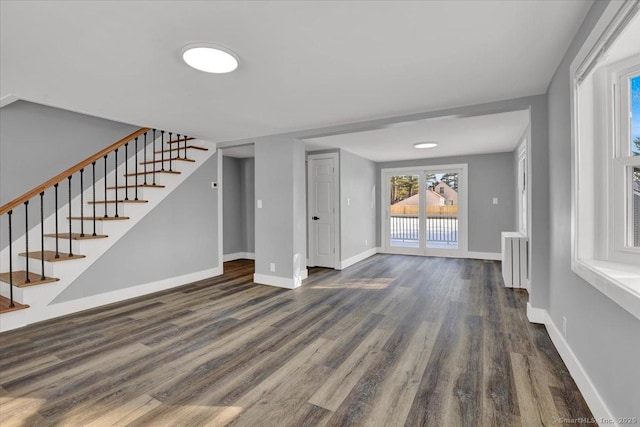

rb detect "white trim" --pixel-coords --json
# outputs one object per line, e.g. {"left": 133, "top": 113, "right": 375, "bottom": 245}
{"left": 0, "top": 267, "right": 221, "bottom": 333}
{"left": 569, "top": 3, "right": 640, "bottom": 321}
{"left": 253, "top": 271, "right": 307, "bottom": 289}
{"left": 525, "top": 304, "right": 615, "bottom": 424}
{"left": 526, "top": 302, "right": 548, "bottom": 324}
{"left": 217, "top": 150, "right": 224, "bottom": 274}
{"left": 339, "top": 247, "right": 377, "bottom": 270}
{"left": 307, "top": 152, "right": 340, "bottom": 269}
{"left": 0, "top": 94, "right": 19, "bottom": 108}
{"left": 467, "top": 251, "right": 501, "bottom": 261}
{"left": 223, "top": 252, "right": 255, "bottom": 262}
{"left": 572, "top": 259, "right": 640, "bottom": 321}
{"left": 545, "top": 315, "right": 616, "bottom": 426}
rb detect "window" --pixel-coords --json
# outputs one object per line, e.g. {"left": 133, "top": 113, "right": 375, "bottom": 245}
{"left": 612, "top": 65, "right": 640, "bottom": 258}
{"left": 571, "top": 2, "right": 640, "bottom": 320}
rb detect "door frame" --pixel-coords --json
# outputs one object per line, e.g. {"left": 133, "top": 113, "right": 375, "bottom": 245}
{"left": 307, "top": 152, "right": 340, "bottom": 268}
{"left": 381, "top": 163, "right": 468, "bottom": 258}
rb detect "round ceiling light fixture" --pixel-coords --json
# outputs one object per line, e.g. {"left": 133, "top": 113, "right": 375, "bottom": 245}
{"left": 182, "top": 43, "right": 239, "bottom": 74}
{"left": 413, "top": 142, "right": 438, "bottom": 149}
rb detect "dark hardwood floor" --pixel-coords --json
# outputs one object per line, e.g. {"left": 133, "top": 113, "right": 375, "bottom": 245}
{"left": 0, "top": 255, "right": 593, "bottom": 426}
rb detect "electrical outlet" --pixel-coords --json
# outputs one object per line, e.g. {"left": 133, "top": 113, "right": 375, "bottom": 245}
{"left": 347, "top": 198, "right": 350, "bottom": 206}
{"left": 492, "top": 197, "right": 498, "bottom": 205}
{"left": 270, "top": 263, "right": 275, "bottom": 272}
{"left": 257, "top": 200, "right": 263, "bottom": 209}
{"left": 365, "top": 239, "right": 368, "bottom": 246}
{"left": 562, "top": 316, "right": 567, "bottom": 337}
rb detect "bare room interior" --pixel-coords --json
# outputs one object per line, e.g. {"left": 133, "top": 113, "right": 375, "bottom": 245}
{"left": 1, "top": 1, "right": 639, "bottom": 426}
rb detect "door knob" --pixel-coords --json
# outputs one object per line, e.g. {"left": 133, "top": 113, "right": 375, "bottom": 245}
{"left": 312, "top": 216, "right": 320, "bottom": 220}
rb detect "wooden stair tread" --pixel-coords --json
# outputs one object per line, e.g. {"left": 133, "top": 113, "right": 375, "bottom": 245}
{"left": 155, "top": 145, "right": 208, "bottom": 154}
{"left": 0, "top": 296, "right": 29, "bottom": 313}
{"left": 166, "top": 137, "right": 195, "bottom": 144}
{"left": 139, "top": 157, "right": 196, "bottom": 165}
{"left": 19, "top": 250, "right": 86, "bottom": 262}
{"left": 44, "top": 233, "right": 108, "bottom": 240}
{"left": 88, "top": 199, "right": 148, "bottom": 204}
{"left": 0, "top": 271, "right": 59, "bottom": 287}
{"left": 124, "top": 170, "right": 181, "bottom": 176}
{"left": 68, "top": 216, "right": 130, "bottom": 221}
{"left": 106, "top": 184, "right": 165, "bottom": 189}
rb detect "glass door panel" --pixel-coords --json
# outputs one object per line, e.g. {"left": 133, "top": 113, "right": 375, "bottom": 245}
{"left": 389, "top": 174, "right": 420, "bottom": 248}
{"left": 425, "top": 172, "right": 459, "bottom": 250}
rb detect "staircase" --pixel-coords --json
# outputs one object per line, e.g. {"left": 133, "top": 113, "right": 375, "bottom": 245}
{"left": 0, "top": 128, "right": 216, "bottom": 330}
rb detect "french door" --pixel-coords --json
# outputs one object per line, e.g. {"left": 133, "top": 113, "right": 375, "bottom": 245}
{"left": 382, "top": 164, "right": 467, "bottom": 257}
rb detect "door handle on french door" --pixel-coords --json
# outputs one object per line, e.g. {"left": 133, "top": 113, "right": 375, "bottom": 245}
{"left": 312, "top": 216, "right": 320, "bottom": 220}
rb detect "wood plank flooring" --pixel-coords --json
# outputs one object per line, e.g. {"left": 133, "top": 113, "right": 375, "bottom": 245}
{"left": 0, "top": 255, "right": 594, "bottom": 426}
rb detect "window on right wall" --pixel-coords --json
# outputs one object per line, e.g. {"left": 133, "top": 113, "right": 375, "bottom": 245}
{"left": 571, "top": 2, "right": 640, "bottom": 321}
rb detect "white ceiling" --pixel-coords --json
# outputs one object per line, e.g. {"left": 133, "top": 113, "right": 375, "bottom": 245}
{"left": 304, "top": 109, "right": 530, "bottom": 162}
{"left": 0, "top": 1, "right": 592, "bottom": 144}
{"left": 222, "top": 144, "right": 255, "bottom": 159}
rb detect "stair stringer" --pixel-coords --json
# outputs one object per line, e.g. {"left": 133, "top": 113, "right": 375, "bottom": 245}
{"left": 0, "top": 140, "right": 218, "bottom": 332}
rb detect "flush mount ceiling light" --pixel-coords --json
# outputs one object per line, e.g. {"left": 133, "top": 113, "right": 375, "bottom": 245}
{"left": 181, "top": 43, "right": 239, "bottom": 74}
{"left": 413, "top": 142, "right": 438, "bottom": 149}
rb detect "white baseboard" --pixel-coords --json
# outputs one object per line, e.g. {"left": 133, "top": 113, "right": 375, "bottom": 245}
{"left": 526, "top": 302, "right": 548, "bottom": 324}
{"left": 524, "top": 304, "right": 615, "bottom": 424}
{"left": 0, "top": 267, "right": 222, "bottom": 333}
{"left": 339, "top": 247, "right": 378, "bottom": 270}
{"left": 466, "top": 251, "right": 501, "bottom": 260}
{"left": 544, "top": 315, "right": 615, "bottom": 425}
{"left": 254, "top": 270, "right": 308, "bottom": 289}
{"left": 223, "top": 252, "right": 255, "bottom": 262}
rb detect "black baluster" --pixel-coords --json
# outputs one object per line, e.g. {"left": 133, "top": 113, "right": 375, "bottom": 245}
{"left": 114, "top": 149, "right": 119, "bottom": 217}
{"left": 168, "top": 132, "right": 173, "bottom": 172}
{"left": 104, "top": 155, "right": 109, "bottom": 218}
{"left": 8, "top": 210, "right": 14, "bottom": 307}
{"left": 160, "top": 130, "right": 165, "bottom": 171}
{"left": 152, "top": 129, "right": 157, "bottom": 186}
{"left": 80, "top": 169, "right": 85, "bottom": 237}
{"left": 124, "top": 143, "right": 129, "bottom": 200}
{"left": 184, "top": 134, "right": 188, "bottom": 159}
{"left": 24, "top": 201, "right": 30, "bottom": 283}
{"left": 40, "top": 192, "right": 45, "bottom": 280}
{"left": 143, "top": 132, "right": 148, "bottom": 185}
{"left": 135, "top": 136, "right": 139, "bottom": 200}
{"left": 92, "top": 162, "right": 97, "bottom": 236}
{"left": 176, "top": 134, "right": 181, "bottom": 160}
{"left": 54, "top": 183, "right": 60, "bottom": 258}
{"left": 68, "top": 176, "right": 73, "bottom": 256}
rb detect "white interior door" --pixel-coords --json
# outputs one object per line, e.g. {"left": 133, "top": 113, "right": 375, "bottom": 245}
{"left": 308, "top": 154, "right": 338, "bottom": 268}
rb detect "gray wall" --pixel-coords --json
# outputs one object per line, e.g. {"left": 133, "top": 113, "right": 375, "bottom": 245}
{"left": 222, "top": 156, "right": 255, "bottom": 255}
{"left": 254, "top": 137, "right": 306, "bottom": 280}
{"left": 53, "top": 153, "right": 219, "bottom": 302}
{"left": 0, "top": 101, "right": 139, "bottom": 250}
{"left": 242, "top": 158, "right": 255, "bottom": 253}
{"left": 546, "top": 0, "right": 640, "bottom": 418}
{"left": 376, "top": 152, "right": 515, "bottom": 254}
{"left": 340, "top": 149, "right": 376, "bottom": 261}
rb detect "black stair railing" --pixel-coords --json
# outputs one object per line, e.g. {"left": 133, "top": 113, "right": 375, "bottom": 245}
{"left": 0, "top": 127, "right": 200, "bottom": 310}
{"left": 0, "top": 128, "right": 150, "bottom": 309}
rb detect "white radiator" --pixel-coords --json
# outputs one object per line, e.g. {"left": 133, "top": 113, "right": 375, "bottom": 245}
{"left": 501, "top": 232, "right": 528, "bottom": 289}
